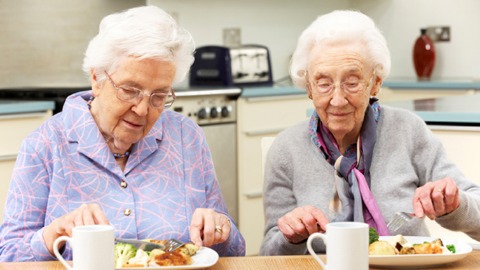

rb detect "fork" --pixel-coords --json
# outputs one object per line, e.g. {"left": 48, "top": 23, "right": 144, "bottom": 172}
{"left": 115, "top": 238, "right": 164, "bottom": 252}
{"left": 164, "top": 238, "right": 186, "bottom": 252}
{"left": 387, "top": 211, "right": 416, "bottom": 234}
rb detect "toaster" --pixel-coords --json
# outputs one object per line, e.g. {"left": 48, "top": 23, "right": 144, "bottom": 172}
{"left": 189, "top": 45, "right": 273, "bottom": 87}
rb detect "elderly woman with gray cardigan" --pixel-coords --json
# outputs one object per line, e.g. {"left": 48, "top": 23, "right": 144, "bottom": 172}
{"left": 260, "top": 10, "right": 480, "bottom": 255}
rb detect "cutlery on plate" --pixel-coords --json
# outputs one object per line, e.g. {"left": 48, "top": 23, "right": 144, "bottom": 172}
{"left": 115, "top": 238, "right": 165, "bottom": 252}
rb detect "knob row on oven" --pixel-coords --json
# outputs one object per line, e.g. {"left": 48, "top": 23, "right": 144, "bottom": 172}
{"left": 197, "top": 106, "right": 230, "bottom": 119}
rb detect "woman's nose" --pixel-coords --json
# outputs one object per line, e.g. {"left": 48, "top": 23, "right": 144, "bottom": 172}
{"left": 132, "top": 95, "right": 150, "bottom": 116}
{"left": 329, "top": 85, "right": 348, "bottom": 106}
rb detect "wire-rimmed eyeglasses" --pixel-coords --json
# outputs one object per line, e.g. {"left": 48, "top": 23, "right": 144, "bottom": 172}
{"left": 104, "top": 71, "right": 175, "bottom": 108}
{"left": 309, "top": 74, "right": 375, "bottom": 96}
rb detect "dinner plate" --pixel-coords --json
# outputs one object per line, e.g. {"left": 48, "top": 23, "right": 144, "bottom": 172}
{"left": 116, "top": 247, "right": 219, "bottom": 270}
{"left": 369, "top": 236, "right": 472, "bottom": 268}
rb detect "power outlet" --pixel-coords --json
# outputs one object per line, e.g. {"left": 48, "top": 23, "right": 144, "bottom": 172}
{"left": 223, "top": 28, "right": 241, "bottom": 47}
{"left": 425, "top": 26, "right": 450, "bottom": 42}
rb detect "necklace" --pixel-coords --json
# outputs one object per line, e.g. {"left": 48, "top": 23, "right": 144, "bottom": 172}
{"left": 87, "top": 95, "right": 131, "bottom": 159}
{"left": 113, "top": 151, "right": 131, "bottom": 159}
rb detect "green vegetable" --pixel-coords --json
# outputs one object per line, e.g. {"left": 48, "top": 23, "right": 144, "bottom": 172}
{"left": 114, "top": 242, "right": 137, "bottom": 268}
{"left": 369, "top": 227, "right": 379, "bottom": 244}
{"left": 447, "top": 244, "right": 456, "bottom": 253}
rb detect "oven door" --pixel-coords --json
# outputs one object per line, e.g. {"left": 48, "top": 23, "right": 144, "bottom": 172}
{"left": 201, "top": 123, "right": 238, "bottom": 222}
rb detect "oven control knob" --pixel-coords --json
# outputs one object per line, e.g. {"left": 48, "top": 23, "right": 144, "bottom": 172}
{"left": 198, "top": 108, "right": 207, "bottom": 119}
{"left": 221, "top": 106, "right": 230, "bottom": 117}
{"left": 210, "top": 107, "right": 218, "bottom": 118}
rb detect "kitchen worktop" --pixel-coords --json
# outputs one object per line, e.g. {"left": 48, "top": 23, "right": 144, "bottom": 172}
{"left": 240, "top": 86, "right": 305, "bottom": 98}
{"left": 382, "top": 78, "right": 480, "bottom": 90}
{"left": 241, "top": 78, "right": 480, "bottom": 98}
{"left": 0, "top": 100, "right": 55, "bottom": 115}
{"left": 384, "top": 94, "right": 480, "bottom": 125}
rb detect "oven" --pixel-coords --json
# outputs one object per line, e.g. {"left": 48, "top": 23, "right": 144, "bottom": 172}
{"left": 173, "top": 88, "right": 241, "bottom": 222}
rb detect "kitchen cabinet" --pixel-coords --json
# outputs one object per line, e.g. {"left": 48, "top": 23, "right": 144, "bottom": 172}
{"left": 237, "top": 90, "right": 311, "bottom": 255}
{"left": 0, "top": 101, "right": 53, "bottom": 223}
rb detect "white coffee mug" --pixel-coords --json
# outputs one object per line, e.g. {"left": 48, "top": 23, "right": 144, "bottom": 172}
{"left": 53, "top": 225, "right": 115, "bottom": 270}
{"left": 307, "top": 222, "right": 369, "bottom": 270}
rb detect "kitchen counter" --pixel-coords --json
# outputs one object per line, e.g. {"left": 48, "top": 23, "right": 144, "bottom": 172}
{"left": 383, "top": 78, "right": 480, "bottom": 90}
{"left": 240, "top": 79, "right": 480, "bottom": 98}
{"left": 241, "top": 86, "right": 305, "bottom": 98}
{"left": 0, "top": 100, "right": 55, "bottom": 115}
{"left": 384, "top": 94, "right": 480, "bottom": 125}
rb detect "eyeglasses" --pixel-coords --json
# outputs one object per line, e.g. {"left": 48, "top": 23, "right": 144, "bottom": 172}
{"left": 104, "top": 71, "right": 176, "bottom": 108}
{"left": 311, "top": 76, "right": 374, "bottom": 96}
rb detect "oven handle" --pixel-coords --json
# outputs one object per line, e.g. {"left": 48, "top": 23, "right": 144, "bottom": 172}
{"left": 0, "top": 154, "right": 17, "bottom": 161}
{"left": 244, "top": 190, "right": 263, "bottom": 199}
{"left": 244, "top": 127, "right": 286, "bottom": 136}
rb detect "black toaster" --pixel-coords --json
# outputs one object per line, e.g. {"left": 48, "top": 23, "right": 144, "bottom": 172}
{"left": 189, "top": 45, "right": 273, "bottom": 87}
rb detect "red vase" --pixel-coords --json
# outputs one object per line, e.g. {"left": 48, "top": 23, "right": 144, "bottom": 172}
{"left": 413, "top": 28, "right": 435, "bottom": 80}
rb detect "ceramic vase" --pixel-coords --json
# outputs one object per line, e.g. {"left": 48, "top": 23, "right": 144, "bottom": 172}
{"left": 413, "top": 28, "right": 435, "bottom": 80}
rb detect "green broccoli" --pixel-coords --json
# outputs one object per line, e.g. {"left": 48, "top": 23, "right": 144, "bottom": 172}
{"left": 369, "top": 227, "right": 379, "bottom": 244}
{"left": 446, "top": 244, "right": 456, "bottom": 253}
{"left": 114, "top": 242, "right": 137, "bottom": 268}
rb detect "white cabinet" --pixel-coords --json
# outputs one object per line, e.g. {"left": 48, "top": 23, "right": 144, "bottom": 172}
{"left": 0, "top": 111, "right": 52, "bottom": 223}
{"left": 237, "top": 94, "right": 312, "bottom": 255}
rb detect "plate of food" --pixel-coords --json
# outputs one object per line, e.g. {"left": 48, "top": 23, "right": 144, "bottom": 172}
{"left": 115, "top": 239, "right": 219, "bottom": 269}
{"left": 369, "top": 235, "right": 472, "bottom": 268}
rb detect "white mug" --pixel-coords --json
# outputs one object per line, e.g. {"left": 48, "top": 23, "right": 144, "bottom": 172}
{"left": 53, "top": 225, "right": 115, "bottom": 270}
{"left": 307, "top": 222, "right": 369, "bottom": 270}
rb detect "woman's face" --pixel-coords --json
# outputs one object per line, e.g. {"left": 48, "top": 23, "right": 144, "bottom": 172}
{"left": 306, "top": 41, "right": 382, "bottom": 146}
{"left": 90, "top": 57, "right": 176, "bottom": 152}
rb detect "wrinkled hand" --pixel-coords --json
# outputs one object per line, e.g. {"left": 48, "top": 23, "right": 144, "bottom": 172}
{"left": 277, "top": 205, "right": 328, "bottom": 244}
{"left": 413, "top": 177, "right": 460, "bottom": 220}
{"left": 43, "top": 203, "right": 110, "bottom": 255}
{"left": 189, "top": 208, "right": 231, "bottom": 247}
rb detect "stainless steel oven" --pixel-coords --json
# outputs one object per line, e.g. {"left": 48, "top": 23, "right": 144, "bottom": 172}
{"left": 173, "top": 88, "right": 241, "bottom": 222}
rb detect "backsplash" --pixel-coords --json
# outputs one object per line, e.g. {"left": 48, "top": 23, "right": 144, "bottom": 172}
{"left": 0, "top": 0, "right": 145, "bottom": 88}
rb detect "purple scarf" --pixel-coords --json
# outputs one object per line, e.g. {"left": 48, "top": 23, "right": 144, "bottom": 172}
{"left": 309, "top": 98, "right": 389, "bottom": 236}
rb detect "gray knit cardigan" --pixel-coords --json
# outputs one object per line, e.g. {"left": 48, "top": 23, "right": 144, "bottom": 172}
{"left": 260, "top": 105, "right": 480, "bottom": 255}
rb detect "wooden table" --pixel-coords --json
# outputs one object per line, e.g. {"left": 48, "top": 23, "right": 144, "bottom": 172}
{"left": 1, "top": 251, "right": 479, "bottom": 270}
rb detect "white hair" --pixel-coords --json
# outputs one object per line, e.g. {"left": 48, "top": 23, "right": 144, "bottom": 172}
{"left": 290, "top": 10, "right": 391, "bottom": 89}
{"left": 82, "top": 5, "right": 195, "bottom": 84}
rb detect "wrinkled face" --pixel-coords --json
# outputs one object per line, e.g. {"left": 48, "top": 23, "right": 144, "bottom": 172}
{"left": 306, "top": 41, "right": 381, "bottom": 144}
{"left": 90, "top": 57, "right": 176, "bottom": 151}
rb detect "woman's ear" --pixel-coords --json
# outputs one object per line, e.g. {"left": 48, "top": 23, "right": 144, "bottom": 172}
{"left": 90, "top": 69, "right": 101, "bottom": 96}
{"left": 370, "top": 76, "right": 383, "bottom": 96}
{"left": 305, "top": 77, "right": 313, "bottom": 100}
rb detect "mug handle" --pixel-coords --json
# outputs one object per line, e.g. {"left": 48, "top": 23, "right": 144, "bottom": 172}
{"left": 307, "top": 232, "right": 327, "bottom": 269}
{"left": 53, "top": 236, "right": 73, "bottom": 270}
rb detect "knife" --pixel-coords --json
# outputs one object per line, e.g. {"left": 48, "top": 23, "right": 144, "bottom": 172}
{"left": 115, "top": 238, "right": 165, "bottom": 252}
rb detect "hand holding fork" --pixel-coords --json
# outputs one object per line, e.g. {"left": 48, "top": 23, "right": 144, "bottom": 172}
{"left": 388, "top": 178, "right": 461, "bottom": 234}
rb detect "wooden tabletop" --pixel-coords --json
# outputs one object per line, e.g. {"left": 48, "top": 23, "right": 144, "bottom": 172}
{"left": 0, "top": 251, "right": 479, "bottom": 270}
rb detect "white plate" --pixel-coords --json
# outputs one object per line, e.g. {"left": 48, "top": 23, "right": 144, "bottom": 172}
{"left": 116, "top": 247, "right": 219, "bottom": 270}
{"left": 369, "top": 236, "right": 472, "bottom": 268}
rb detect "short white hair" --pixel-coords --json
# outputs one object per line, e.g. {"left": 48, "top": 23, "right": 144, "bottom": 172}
{"left": 290, "top": 10, "right": 391, "bottom": 89}
{"left": 82, "top": 5, "right": 195, "bottom": 84}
